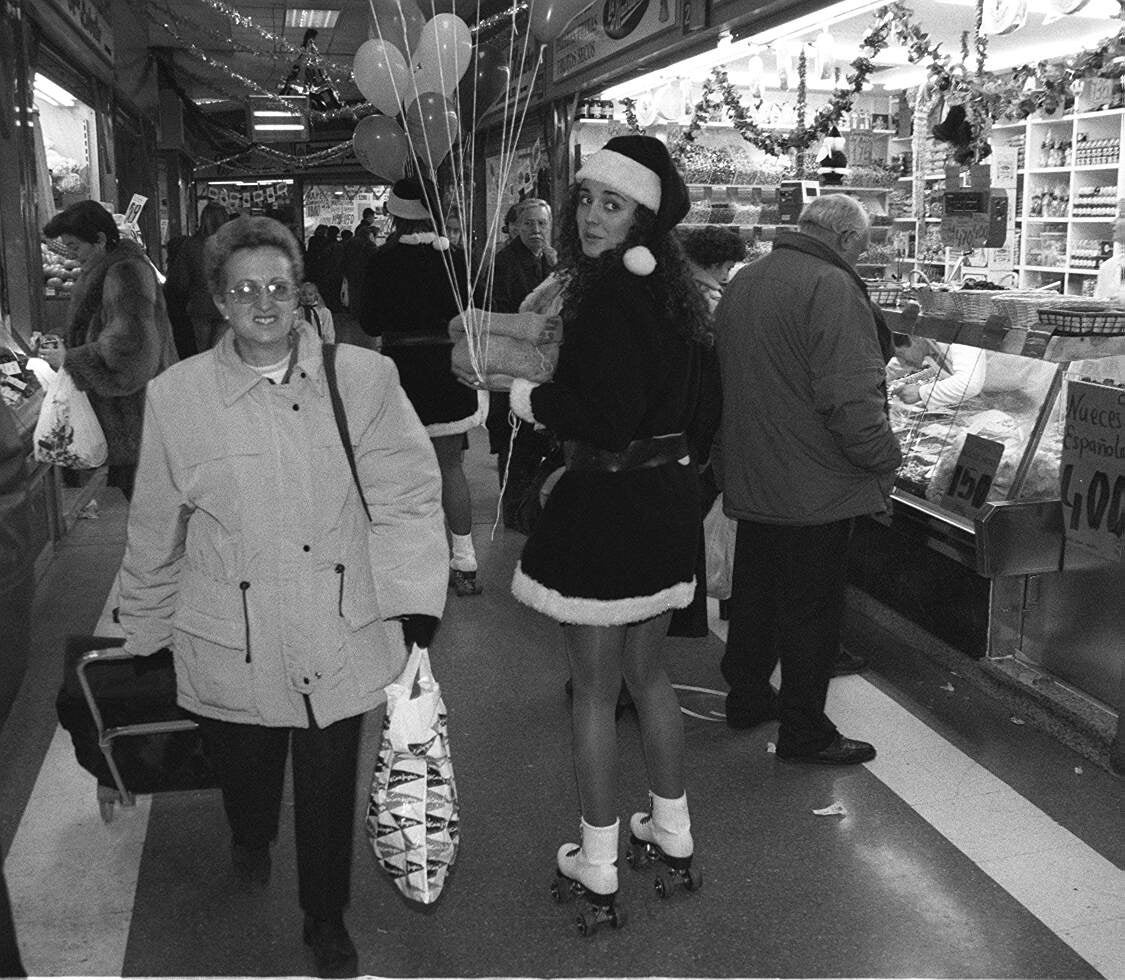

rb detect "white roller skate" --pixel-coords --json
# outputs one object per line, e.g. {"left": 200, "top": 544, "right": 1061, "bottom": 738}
{"left": 550, "top": 818, "right": 625, "bottom": 936}
{"left": 626, "top": 792, "right": 703, "bottom": 898}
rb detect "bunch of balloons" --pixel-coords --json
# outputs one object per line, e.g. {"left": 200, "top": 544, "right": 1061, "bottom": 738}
{"left": 352, "top": 0, "right": 517, "bottom": 181}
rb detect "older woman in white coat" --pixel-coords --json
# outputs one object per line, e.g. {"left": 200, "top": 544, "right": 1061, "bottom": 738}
{"left": 116, "top": 216, "right": 447, "bottom": 978}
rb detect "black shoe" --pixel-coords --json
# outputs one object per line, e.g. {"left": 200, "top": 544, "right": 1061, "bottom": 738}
{"left": 303, "top": 913, "right": 358, "bottom": 978}
{"left": 832, "top": 644, "right": 868, "bottom": 676}
{"left": 231, "top": 842, "right": 271, "bottom": 885}
{"left": 776, "top": 733, "right": 876, "bottom": 766}
{"left": 725, "top": 691, "right": 779, "bottom": 730}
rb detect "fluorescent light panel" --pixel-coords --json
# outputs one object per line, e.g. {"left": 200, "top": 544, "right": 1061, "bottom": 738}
{"left": 33, "top": 73, "right": 76, "bottom": 108}
{"left": 286, "top": 8, "right": 340, "bottom": 29}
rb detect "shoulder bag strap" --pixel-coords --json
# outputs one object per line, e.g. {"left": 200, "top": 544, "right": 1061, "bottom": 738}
{"left": 322, "top": 343, "right": 372, "bottom": 522}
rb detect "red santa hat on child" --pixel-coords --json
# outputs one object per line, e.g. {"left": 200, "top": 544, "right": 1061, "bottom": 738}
{"left": 575, "top": 135, "right": 689, "bottom": 276}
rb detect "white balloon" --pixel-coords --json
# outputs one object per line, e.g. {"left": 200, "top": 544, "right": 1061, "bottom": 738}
{"left": 411, "top": 14, "right": 472, "bottom": 96}
{"left": 353, "top": 39, "right": 410, "bottom": 115}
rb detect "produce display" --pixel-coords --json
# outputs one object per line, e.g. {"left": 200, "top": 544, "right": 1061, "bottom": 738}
{"left": 40, "top": 240, "right": 82, "bottom": 297}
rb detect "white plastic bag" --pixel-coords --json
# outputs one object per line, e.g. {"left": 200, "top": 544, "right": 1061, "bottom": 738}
{"left": 365, "top": 645, "right": 459, "bottom": 905}
{"left": 703, "top": 493, "right": 737, "bottom": 600}
{"left": 33, "top": 366, "right": 108, "bottom": 469}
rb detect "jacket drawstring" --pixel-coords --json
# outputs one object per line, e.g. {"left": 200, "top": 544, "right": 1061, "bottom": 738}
{"left": 239, "top": 581, "right": 251, "bottom": 663}
{"left": 335, "top": 563, "right": 345, "bottom": 617}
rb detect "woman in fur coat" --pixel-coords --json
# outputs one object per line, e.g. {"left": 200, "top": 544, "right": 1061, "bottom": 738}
{"left": 41, "top": 201, "right": 177, "bottom": 499}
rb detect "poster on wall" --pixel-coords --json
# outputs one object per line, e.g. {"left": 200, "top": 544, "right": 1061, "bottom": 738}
{"left": 302, "top": 185, "right": 389, "bottom": 239}
{"left": 485, "top": 141, "right": 544, "bottom": 242}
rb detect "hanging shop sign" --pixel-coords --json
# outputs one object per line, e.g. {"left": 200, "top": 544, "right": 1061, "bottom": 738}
{"left": 1060, "top": 380, "right": 1125, "bottom": 564}
{"left": 35, "top": 0, "right": 115, "bottom": 70}
{"left": 552, "top": 0, "right": 677, "bottom": 84}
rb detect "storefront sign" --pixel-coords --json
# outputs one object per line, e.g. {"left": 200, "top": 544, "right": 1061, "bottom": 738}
{"left": 40, "top": 0, "right": 114, "bottom": 66}
{"left": 1060, "top": 380, "right": 1125, "bottom": 563}
{"left": 941, "top": 433, "right": 1005, "bottom": 518}
{"left": 553, "top": 0, "right": 675, "bottom": 82}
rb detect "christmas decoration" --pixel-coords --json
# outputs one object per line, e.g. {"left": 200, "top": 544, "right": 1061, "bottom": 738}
{"left": 279, "top": 29, "right": 343, "bottom": 113}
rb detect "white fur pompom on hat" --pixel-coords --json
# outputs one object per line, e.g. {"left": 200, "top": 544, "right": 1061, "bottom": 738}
{"left": 623, "top": 245, "right": 657, "bottom": 277}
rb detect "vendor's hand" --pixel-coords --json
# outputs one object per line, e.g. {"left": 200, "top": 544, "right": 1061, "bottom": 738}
{"left": 393, "top": 614, "right": 439, "bottom": 651}
{"left": 40, "top": 346, "right": 66, "bottom": 371}
{"left": 897, "top": 383, "right": 921, "bottom": 405}
{"left": 542, "top": 245, "right": 558, "bottom": 268}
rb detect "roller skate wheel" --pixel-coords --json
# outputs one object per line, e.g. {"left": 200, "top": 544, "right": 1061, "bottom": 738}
{"left": 686, "top": 868, "right": 703, "bottom": 892}
{"left": 610, "top": 906, "right": 626, "bottom": 929}
{"left": 550, "top": 875, "right": 567, "bottom": 903}
{"left": 654, "top": 875, "right": 670, "bottom": 899}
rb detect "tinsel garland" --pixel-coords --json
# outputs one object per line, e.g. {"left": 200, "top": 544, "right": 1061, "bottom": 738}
{"left": 672, "top": 1, "right": 1124, "bottom": 167}
{"left": 619, "top": 98, "right": 647, "bottom": 134}
{"left": 151, "top": 11, "right": 378, "bottom": 122}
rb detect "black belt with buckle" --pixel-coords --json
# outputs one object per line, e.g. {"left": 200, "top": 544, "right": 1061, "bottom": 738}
{"left": 563, "top": 433, "right": 689, "bottom": 473}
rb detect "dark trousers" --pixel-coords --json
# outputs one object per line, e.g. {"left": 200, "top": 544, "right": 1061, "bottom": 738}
{"left": 720, "top": 518, "right": 852, "bottom": 755}
{"left": 196, "top": 707, "right": 362, "bottom": 918}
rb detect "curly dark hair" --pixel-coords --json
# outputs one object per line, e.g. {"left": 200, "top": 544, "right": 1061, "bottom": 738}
{"left": 678, "top": 226, "right": 746, "bottom": 269}
{"left": 556, "top": 184, "right": 709, "bottom": 345}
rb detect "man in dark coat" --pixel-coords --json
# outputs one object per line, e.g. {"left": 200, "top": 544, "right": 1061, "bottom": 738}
{"left": 485, "top": 198, "right": 557, "bottom": 529}
{"left": 714, "top": 194, "right": 901, "bottom": 766}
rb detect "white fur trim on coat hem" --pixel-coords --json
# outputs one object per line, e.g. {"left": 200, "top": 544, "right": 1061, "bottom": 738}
{"left": 509, "top": 378, "right": 539, "bottom": 424}
{"left": 511, "top": 562, "right": 696, "bottom": 626}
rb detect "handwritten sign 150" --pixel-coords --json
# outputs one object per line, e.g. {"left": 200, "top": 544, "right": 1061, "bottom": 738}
{"left": 1060, "top": 380, "right": 1125, "bottom": 563}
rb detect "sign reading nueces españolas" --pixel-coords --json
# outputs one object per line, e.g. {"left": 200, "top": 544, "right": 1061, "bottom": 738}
{"left": 1061, "top": 379, "right": 1125, "bottom": 564}
{"left": 553, "top": 0, "right": 674, "bottom": 82}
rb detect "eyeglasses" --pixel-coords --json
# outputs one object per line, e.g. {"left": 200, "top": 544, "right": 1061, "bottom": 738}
{"left": 226, "top": 279, "right": 297, "bottom": 305}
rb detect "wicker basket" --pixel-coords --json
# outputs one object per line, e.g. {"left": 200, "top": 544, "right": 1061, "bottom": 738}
{"left": 866, "top": 281, "right": 904, "bottom": 307}
{"left": 991, "top": 292, "right": 1070, "bottom": 329}
{"left": 1036, "top": 303, "right": 1125, "bottom": 337}
{"left": 912, "top": 286, "right": 958, "bottom": 314}
{"left": 949, "top": 289, "right": 1001, "bottom": 320}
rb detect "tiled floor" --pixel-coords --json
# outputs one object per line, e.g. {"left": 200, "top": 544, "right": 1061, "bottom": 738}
{"left": 3, "top": 430, "right": 1123, "bottom": 978}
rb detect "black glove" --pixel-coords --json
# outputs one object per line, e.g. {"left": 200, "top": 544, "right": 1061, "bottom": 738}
{"left": 393, "top": 614, "right": 439, "bottom": 651}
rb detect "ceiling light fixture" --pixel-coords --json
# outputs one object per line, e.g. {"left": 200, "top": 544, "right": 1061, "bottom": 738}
{"left": 33, "top": 73, "right": 76, "bottom": 108}
{"left": 285, "top": 9, "right": 341, "bottom": 29}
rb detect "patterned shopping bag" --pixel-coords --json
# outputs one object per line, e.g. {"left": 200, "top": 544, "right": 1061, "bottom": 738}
{"left": 365, "top": 645, "right": 459, "bottom": 904}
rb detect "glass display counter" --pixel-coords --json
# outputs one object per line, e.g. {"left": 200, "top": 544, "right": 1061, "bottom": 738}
{"left": 852, "top": 302, "right": 1124, "bottom": 742}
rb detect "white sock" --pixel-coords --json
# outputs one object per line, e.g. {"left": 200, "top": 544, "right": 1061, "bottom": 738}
{"left": 449, "top": 532, "right": 477, "bottom": 572}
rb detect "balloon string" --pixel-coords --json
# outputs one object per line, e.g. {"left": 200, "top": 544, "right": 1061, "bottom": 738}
{"left": 491, "top": 412, "right": 521, "bottom": 540}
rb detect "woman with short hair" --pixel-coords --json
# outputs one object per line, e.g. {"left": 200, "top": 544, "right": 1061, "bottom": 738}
{"left": 117, "top": 215, "right": 447, "bottom": 977}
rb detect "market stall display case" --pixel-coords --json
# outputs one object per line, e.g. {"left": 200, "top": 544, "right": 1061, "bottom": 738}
{"left": 851, "top": 300, "right": 1125, "bottom": 718}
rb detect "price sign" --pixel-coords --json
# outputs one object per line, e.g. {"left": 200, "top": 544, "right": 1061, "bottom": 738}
{"left": 1060, "top": 380, "right": 1125, "bottom": 564}
{"left": 941, "top": 212, "right": 989, "bottom": 250}
{"left": 941, "top": 434, "right": 1005, "bottom": 518}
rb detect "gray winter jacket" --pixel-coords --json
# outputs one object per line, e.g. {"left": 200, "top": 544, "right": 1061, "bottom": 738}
{"left": 118, "top": 324, "right": 448, "bottom": 727}
{"left": 714, "top": 231, "right": 901, "bottom": 525}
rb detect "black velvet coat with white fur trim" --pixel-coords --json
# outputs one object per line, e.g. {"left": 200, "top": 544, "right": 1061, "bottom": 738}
{"left": 62, "top": 240, "right": 178, "bottom": 467}
{"left": 511, "top": 266, "right": 702, "bottom": 625}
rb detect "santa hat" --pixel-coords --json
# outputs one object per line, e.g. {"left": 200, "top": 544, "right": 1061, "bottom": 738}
{"left": 386, "top": 178, "right": 449, "bottom": 249}
{"left": 575, "top": 135, "right": 689, "bottom": 276}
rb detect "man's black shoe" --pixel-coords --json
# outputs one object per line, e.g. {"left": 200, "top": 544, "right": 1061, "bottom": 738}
{"left": 725, "top": 691, "right": 779, "bottom": 730}
{"left": 832, "top": 644, "right": 868, "bottom": 676}
{"left": 303, "top": 913, "right": 358, "bottom": 978}
{"left": 776, "top": 733, "right": 876, "bottom": 766}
